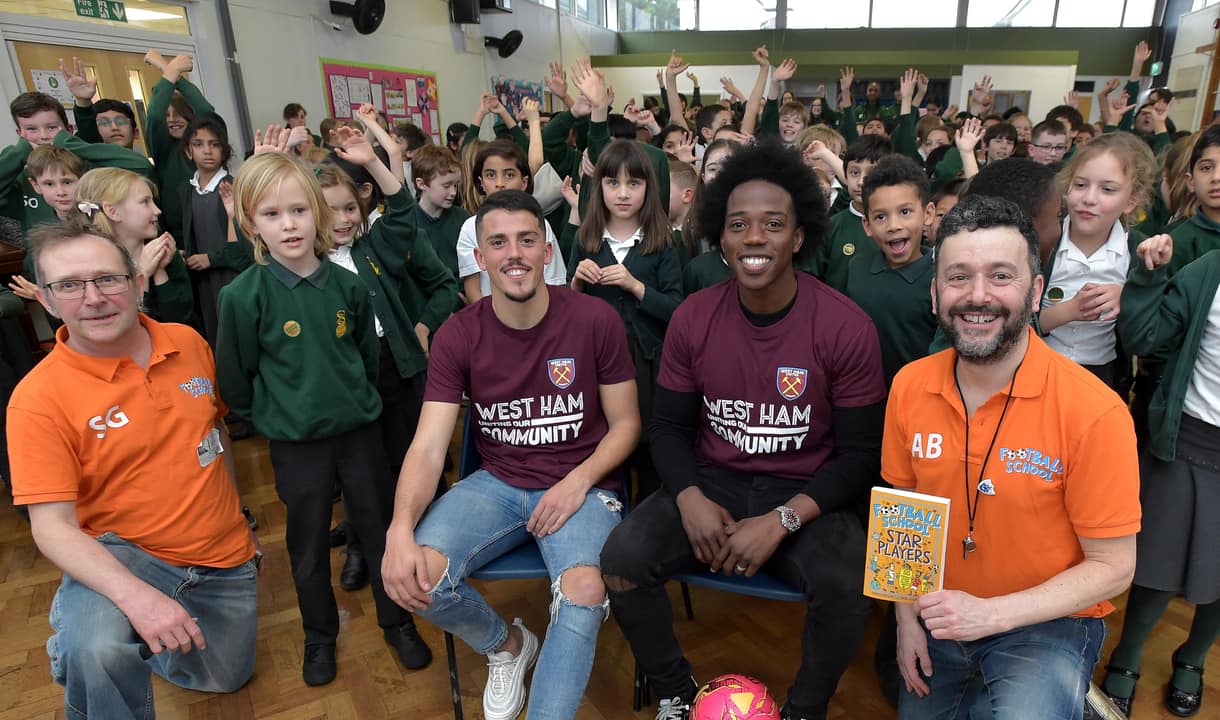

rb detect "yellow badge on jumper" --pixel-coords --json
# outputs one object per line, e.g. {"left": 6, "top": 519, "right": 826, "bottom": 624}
{"left": 283, "top": 320, "right": 301, "bottom": 338}
{"left": 335, "top": 310, "right": 347, "bottom": 338}
{"left": 843, "top": 243, "right": 855, "bottom": 256}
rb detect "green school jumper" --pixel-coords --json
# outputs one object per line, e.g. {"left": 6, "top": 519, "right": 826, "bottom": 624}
{"left": 682, "top": 251, "right": 732, "bottom": 295}
{"left": 349, "top": 189, "right": 458, "bottom": 380}
{"left": 816, "top": 205, "right": 872, "bottom": 292}
{"left": 0, "top": 131, "right": 155, "bottom": 240}
{"left": 1119, "top": 250, "right": 1220, "bottom": 461}
{"left": 146, "top": 77, "right": 215, "bottom": 242}
{"left": 844, "top": 252, "right": 936, "bottom": 385}
{"left": 412, "top": 203, "right": 470, "bottom": 284}
{"left": 1169, "top": 213, "right": 1220, "bottom": 275}
{"left": 540, "top": 111, "right": 591, "bottom": 182}
{"left": 215, "top": 257, "right": 381, "bottom": 441}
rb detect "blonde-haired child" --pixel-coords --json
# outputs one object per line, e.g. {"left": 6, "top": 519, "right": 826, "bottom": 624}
{"left": 215, "top": 140, "right": 427, "bottom": 685}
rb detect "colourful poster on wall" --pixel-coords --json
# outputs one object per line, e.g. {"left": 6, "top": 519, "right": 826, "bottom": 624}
{"left": 320, "top": 58, "right": 440, "bottom": 143}
{"left": 491, "top": 76, "right": 545, "bottom": 119}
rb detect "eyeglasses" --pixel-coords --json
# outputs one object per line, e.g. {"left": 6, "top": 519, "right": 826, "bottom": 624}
{"left": 96, "top": 117, "right": 132, "bottom": 128}
{"left": 42, "top": 274, "right": 131, "bottom": 300}
{"left": 1031, "top": 143, "right": 1068, "bottom": 153}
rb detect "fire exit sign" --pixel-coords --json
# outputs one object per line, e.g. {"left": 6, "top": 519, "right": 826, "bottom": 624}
{"left": 74, "top": 0, "right": 127, "bottom": 22}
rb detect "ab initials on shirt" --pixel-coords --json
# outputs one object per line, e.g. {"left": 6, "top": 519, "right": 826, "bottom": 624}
{"left": 911, "top": 432, "right": 943, "bottom": 459}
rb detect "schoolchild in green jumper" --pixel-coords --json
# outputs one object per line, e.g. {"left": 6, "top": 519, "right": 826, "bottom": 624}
{"left": 566, "top": 138, "right": 683, "bottom": 500}
{"left": 681, "top": 139, "right": 741, "bottom": 294}
{"left": 143, "top": 51, "right": 219, "bottom": 243}
{"left": 215, "top": 151, "right": 426, "bottom": 686}
{"left": 73, "top": 167, "right": 196, "bottom": 327}
{"left": 317, "top": 126, "right": 457, "bottom": 606}
{"left": 814, "top": 135, "right": 892, "bottom": 290}
{"left": 1168, "top": 126, "right": 1220, "bottom": 275}
{"left": 1104, "top": 234, "right": 1220, "bottom": 718}
{"left": 846, "top": 154, "right": 938, "bottom": 386}
{"left": 410, "top": 144, "right": 471, "bottom": 284}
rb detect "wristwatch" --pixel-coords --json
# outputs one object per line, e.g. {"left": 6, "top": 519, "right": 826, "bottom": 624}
{"left": 775, "top": 506, "right": 801, "bottom": 533}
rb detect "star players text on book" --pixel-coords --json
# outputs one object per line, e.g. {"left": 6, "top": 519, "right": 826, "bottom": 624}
{"left": 863, "top": 487, "right": 951, "bottom": 602}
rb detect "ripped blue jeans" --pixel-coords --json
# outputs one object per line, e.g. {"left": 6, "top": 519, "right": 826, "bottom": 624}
{"left": 411, "top": 469, "right": 620, "bottom": 720}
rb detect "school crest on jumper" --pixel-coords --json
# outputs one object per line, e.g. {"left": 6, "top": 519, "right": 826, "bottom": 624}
{"left": 547, "top": 358, "right": 575, "bottom": 389}
{"left": 776, "top": 366, "right": 808, "bottom": 400}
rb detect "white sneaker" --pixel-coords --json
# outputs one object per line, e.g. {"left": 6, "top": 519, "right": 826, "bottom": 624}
{"left": 483, "top": 618, "right": 539, "bottom": 720}
{"left": 656, "top": 696, "right": 691, "bottom": 720}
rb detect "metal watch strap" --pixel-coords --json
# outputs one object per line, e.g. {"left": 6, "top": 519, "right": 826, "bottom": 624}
{"left": 776, "top": 505, "right": 801, "bottom": 532}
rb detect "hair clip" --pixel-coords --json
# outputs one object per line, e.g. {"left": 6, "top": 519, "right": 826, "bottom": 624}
{"left": 76, "top": 201, "right": 100, "bottom": 218}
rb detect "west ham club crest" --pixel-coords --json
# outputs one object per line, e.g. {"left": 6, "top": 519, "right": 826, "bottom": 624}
{"left": 548, "top": 358, "right": 575, "bottom": 389}
{"left": 776, "top": 366, "right": 808, "bottom": 400}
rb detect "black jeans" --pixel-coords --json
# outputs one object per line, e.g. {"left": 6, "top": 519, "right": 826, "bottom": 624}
{"left": 269, "top": 421, "right": 409, "bottom": 645}
{"left": 600, "top": 465, "right": 872, "bottom": 717}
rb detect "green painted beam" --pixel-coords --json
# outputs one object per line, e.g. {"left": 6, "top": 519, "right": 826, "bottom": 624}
{"left": 609, "top": 27, "right": 1156, "bottom": 76}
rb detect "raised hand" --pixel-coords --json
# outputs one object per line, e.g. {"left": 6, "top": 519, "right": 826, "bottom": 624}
{"left": 1102, "top": 91, "right": 1136, "bottom": 126}
{"left": 330, "top": 125, "right": 377, "bottom": 165}
{"left": 665, "top": 49, "right": 689, "bottom": 79}
{"left": 686, "top": 71, "right": 699, "bottom": 86}
{"left": 752, "top": 45, "right": 769, "bottom": 67}
{"left": 622, "top": 98, "right": 641, "bottom": 124}
{"left": 656, "top": 68, "right": 663, "bottom": 86}
{"left": 673, "top": 130, "right": 696, "bottom": 163}
{"left": 579, "top": 149, "right": 595, "bottom": 179}
{"left": 520, "top": 97, "right": 541, "bottom": 124}
{"left": 636, "top": 108, "right": 656, "bottom": 127}
{"left": 252, "top": 124, "right": 289, "bottom": 155}
{"left": 1151, "top": 98, "right": 1173, "bottom": 132}
{"left": 58, "top": 57, "right": 97, "bottom": 104}
{"left": 143, "top": 49, "right": 166, "bottom": 71}
{"left": 570, "top": 59, "right": 609, "bottom": 108}
{"left": 772, "top": 59, "right": 798, "bottom": 83}
{"left": 917, "top": 72, "right": 929, "bottom": 94}
{"left": 956, "top": 116, "right": 984, "bottom": 152}
{"left": 286, "top": 125, "right": 312, "bottom": 150}
{"left": 545, "top": 60, "right": 568, "bottom": 97}
{"left": 162, "top": 53, "right": 193, "bottom": 83}
{"left": 839, "top": 66, "right": 855, "bottom": 93}
{"left": 355, "top": 102, "right": 380, "bottom": 128}
{"left": 814, "top": 83, "right": 826, "bottom": 97}
{"left": 570, "top": 93, "right": 592, "bottom": 119}
{"left": 1136, "top": 233, "right": 1173, "bottom": 270}
{"left": 899, "top": 68, "right": 918, "bottom": 101}
{"left": 1064, "top": 90, "right": 1080, "bottom": 109}
{"left": 942, "top": 103, "right": 959, "bottom": 119}
{"left": 1099, "top": 77, "right": 1121, "bottom": 97}
{"left": 561, "top": 175, "right": 581, "bottom": 209}
{"left": 970, "top": 75, "right": 993, "bottom": 110}
{"left": 1131, "top": 40, "right": 1152, "bottom": 78}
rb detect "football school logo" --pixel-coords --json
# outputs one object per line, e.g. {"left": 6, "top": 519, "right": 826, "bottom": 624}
{"left": 776, "top": 366, "right": 808, "bottom": 400}
{"left": 548, "top": 358, "right": 575, "bottom": 389}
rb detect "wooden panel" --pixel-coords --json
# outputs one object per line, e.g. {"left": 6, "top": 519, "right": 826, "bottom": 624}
{"left": 11, "top": 41, "right": 158, "bottom": 156}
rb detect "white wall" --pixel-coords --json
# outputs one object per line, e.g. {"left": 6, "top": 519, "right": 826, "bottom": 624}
{"left": 958, "top": 64, "right": 1078, "bottom": 122}
{"left": 229, "top": 0, "right": 614, "bottom": 142}
{"left": 597, "top": 64, "right": 771, "bottom": 110}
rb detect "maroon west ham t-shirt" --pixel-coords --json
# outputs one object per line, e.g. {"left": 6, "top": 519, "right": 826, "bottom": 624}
{"left": 426, "top": 285, "right": 636, "bottom": 490}
{"left": 659, "top": 273, "right": 885, "bottom": 480}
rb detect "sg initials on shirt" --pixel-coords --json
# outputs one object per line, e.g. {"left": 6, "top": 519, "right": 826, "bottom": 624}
{"left": 910, "top": 432, "right": 943, "bottom": 459}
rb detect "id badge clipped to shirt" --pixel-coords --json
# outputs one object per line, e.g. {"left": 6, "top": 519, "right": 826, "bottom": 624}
{"left": 197, "top": 427, "right": 224, "bottom": 468}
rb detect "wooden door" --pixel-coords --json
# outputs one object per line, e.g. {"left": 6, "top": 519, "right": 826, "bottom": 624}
{"left": 11, "top": 41, "right": 157, "bottom": 156}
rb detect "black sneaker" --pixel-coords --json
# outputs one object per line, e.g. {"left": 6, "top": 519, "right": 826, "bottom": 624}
{"left": 339, "top": 548, "right": 368, "bottom": 591}
{"left": 384, "top": 620, "right": 432, "bottom": 669}
{"left": 302, "top": 642, "right": 337, "bottom": 686}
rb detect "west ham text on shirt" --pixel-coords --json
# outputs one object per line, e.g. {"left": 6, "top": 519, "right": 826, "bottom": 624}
{"left": 475, "top": 393, "right": 586, "bottom": 446}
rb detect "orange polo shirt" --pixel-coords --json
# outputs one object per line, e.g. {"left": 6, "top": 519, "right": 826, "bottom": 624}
{"left": 881, "top": 328, "right": 1140, "bottom": 617}
{"left": 8, "top": 316, "right": 254, "bottom": 568}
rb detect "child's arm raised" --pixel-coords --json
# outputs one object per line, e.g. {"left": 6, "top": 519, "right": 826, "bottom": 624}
{"left": 332, "top": 125, "right": 402, "bottom": 197}
{"left": 954, "top": 116, "right": 983, "bottom": 180}
{"left": 741, "top": 46, "right": 771, "bottom": 137}
{"left": 758, "top": 58, "right": 796, "bottom": 139}
{"left": 837, "top": 67, "right": 859, "bottom": 144}
{"left": 1119, "top": 234, "right": 1190, "bottom": 357}
{"left": 60, "top": 57, "right": 101, "bottom": 144}
{"left": 356, "top": 103, "right": 404, "bottom": 183}
{"left": 544, "top": 61, "right": 575, "bottom": 109}
{"left": 663, "top": 50, "right": 691, "bottom": 131}
{"left": 891, "top": 68, "right": 920, "bottom": 158}
{"left": 521, "top": 98, "right": 544, "bottom": 176}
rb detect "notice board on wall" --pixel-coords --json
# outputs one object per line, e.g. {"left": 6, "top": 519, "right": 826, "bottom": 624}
{"left": 320, "top": 58, "right": 440, "bottom": 143}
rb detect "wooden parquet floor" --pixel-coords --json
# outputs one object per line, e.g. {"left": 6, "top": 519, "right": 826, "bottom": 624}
{"left": 0, "top": 431, "right": 1216, "bottom": 719}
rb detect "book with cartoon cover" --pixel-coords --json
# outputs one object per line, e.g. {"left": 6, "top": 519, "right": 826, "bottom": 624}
{"left": 863, "top": 486, "right": 951, "bottom": 602}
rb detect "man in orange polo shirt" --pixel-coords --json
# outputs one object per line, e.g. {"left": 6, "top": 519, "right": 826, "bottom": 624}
{"left": 882, "top": 195, "right": 1140, "bottom": 719}
{"left": 7, "top": 221, "right": 258, "bottom": 719}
